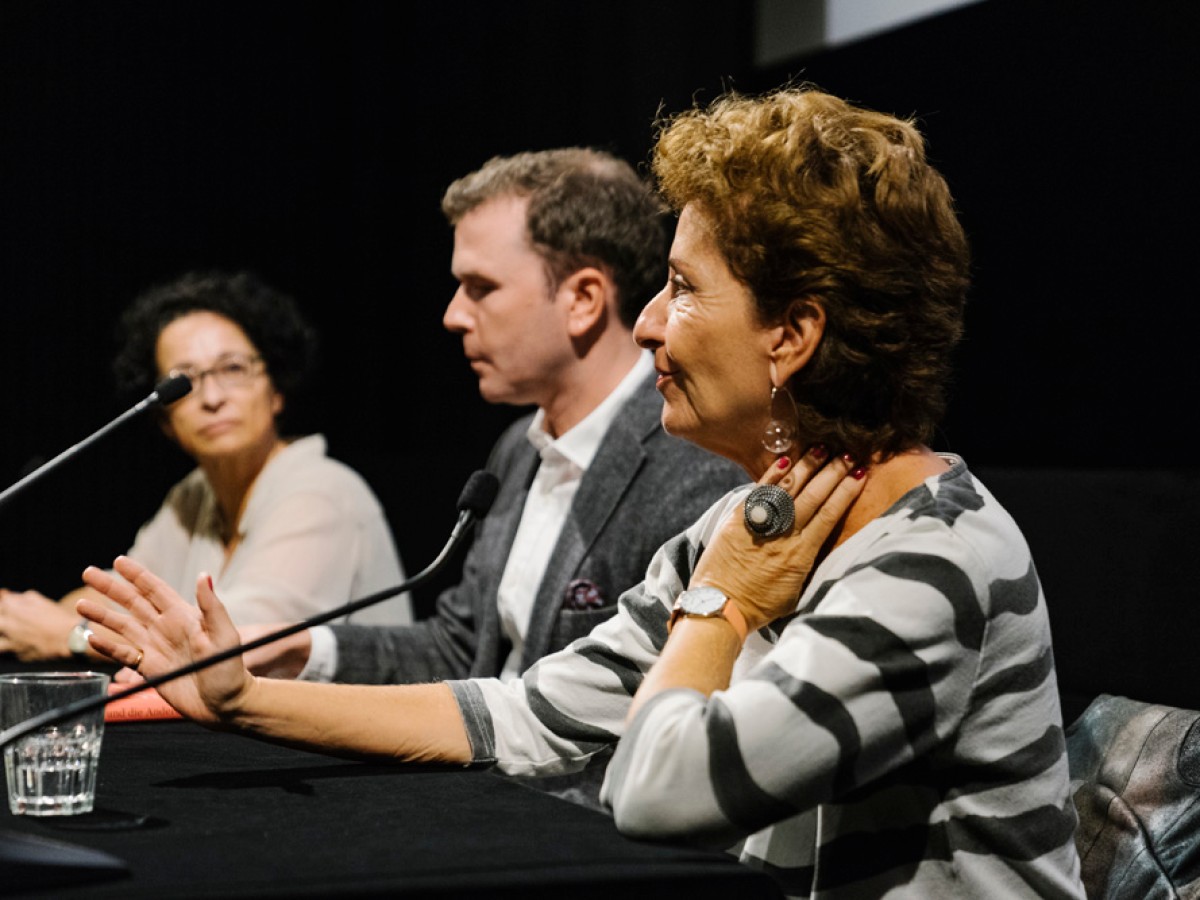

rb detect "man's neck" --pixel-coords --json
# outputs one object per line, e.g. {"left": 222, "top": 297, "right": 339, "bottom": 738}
{"left": 538, "top": 336, "right": 643, "bottom": 439}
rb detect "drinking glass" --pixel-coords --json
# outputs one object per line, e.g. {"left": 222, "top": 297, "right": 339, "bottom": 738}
{"left": 1, "top": 671, "right": 110, "bottom": 816}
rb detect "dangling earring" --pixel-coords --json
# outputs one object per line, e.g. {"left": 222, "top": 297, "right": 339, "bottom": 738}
{"left": 762, "top": 363, "right": 798, "bottom": 455}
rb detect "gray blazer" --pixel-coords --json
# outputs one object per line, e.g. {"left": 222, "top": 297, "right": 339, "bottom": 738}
{"left": 329, "top": 373, "right": 748, "bottom": 684}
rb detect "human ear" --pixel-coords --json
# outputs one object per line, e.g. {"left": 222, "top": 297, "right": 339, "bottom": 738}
{"left": 769, "top": 297, "right": 825, "bottom": 384}
{"left": 560, "top": 267, "right": 611, "bottom": 339}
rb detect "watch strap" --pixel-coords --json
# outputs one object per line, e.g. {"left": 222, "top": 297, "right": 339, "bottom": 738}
{"left": 714, "top": 598, "right": 749, "bottom": 643}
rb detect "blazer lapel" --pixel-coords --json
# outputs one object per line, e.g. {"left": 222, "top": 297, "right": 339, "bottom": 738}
{"left": 518, "top": 375, "right": 661, "bottom": 669}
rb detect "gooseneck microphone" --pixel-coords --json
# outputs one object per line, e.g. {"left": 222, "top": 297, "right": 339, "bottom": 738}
{"left": 0, "top": 373, "right": 193, "bottom": 514}
{"left": 0, "top": 469, "right": 500, "bottom": 749}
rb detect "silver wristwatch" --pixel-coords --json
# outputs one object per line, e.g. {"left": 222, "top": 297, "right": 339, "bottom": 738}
{"left": 667, "top": 586, "right": 750, "bottom": 641}
{"left": 669, "top": 586, "right": 730, "bottom": 627}
{"left": 67, "top": 619, "right": 93, "bottom": 657}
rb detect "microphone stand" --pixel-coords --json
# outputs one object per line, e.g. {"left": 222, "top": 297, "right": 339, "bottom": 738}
{"left": 0, "top": 471, "right": 497, "bottom": 750}
{"left": 0, "top": 374, "right": 192, "bottom": 515}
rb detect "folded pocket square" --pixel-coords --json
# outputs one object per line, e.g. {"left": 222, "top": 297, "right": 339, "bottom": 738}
{"left": 562, "top": 578, "right": 605, "bottom": 611}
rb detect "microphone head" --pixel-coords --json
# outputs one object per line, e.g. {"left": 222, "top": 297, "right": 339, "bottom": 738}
{"left": 457, "top": 470, "right": 499, "bottom": 518}
{"left": 152, "top": 373, "right": 193, "bottom": 406}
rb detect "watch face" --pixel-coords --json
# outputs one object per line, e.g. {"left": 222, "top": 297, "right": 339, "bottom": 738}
{"left": 67, "top": 623, "right": 92, "bottom": 654}
{"left": 680, "top": 586, "right": 727, "bottom": 616}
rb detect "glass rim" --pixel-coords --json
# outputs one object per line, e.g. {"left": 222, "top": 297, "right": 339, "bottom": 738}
{"left": 0, "top": 671, "right": 111, "bottom": 684}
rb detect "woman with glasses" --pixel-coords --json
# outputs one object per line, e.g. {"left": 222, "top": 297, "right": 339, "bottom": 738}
{"left": 0, "top": 270, "right": 410, "bottom": 662}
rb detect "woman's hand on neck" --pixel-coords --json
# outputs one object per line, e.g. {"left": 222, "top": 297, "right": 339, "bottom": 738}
{"left": 743, "top": 443, "right": 948, "bottom": 553}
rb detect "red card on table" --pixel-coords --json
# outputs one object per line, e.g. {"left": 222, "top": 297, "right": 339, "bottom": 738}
{"left": 104, "top": 684, "right": 184, "bottom": 722}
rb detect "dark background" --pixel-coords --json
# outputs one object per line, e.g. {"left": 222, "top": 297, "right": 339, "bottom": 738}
{"left": 2, "top": 0, "right": 1197, "bottom": 617}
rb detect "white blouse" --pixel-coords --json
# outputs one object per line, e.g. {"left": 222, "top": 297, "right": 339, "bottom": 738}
{"left": 123, "top": 434, "right": 410, "bottom": 626}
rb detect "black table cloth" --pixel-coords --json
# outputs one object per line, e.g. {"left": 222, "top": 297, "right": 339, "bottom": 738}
{"left": 0, "top": 667, "right": 782, "bottom": 899}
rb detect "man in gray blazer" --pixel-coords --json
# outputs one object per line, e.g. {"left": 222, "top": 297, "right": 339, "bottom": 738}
{"left": 329, "top": 376, "right": 743, "bottom": 684}
{"left": 242, "top": 148, "right": 746, "bottom": 694}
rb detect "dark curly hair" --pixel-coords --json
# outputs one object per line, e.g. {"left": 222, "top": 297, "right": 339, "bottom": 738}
{"left": 652, "top": 85, "right": 971, "bottom": 462}
{"left": 112, "top": 270, "right": 318, "bottom": 414}
{"left": 441, "top": 147, "right": 667, "bottom": 328}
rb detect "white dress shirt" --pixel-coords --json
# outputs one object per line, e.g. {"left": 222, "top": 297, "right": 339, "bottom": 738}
{"left": 495, "top": 352, "right": 653, "bottom": 679}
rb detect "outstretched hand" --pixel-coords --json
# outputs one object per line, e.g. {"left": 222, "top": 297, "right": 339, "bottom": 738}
{"left": 691, "top": 445, "right": 866, "bottom": 633}
{"left": 78, "top": 556, "right": 254, "bottom": 726}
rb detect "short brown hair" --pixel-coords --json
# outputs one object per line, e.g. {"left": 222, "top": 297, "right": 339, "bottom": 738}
{"left": 653, "top": 85, "right": 971, "bottom": 461}
{"left": 442, "top": 147, "right": 667, "bottom": 328}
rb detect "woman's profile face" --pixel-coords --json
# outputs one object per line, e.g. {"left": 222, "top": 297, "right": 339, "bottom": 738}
{"left": 155, "top": 311, "right": 282, "bottom": 465}
{"left": 634, "top": 204, "right": 781, "bottom": 470}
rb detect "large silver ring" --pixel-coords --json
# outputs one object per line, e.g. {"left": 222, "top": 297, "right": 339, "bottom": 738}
{"left": 743, "top": 484, "right": 795, "bottom": 539}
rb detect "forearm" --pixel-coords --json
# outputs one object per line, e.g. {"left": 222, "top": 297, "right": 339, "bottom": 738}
{"left": 0, "top": 586, "right": 108, "bottom": 661}
{"left": 223, "top": 678, "right": 474, "bottom": 764}
{"left": 625, "top": 616, "right": 742, "bottom": 724}
{"left": 604, "top": 617, "right": 751, "bottom": 843}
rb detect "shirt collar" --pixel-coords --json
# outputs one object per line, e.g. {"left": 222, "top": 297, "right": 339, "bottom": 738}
{"left": 525, "top": 351, "right": 653, "bottom": 472}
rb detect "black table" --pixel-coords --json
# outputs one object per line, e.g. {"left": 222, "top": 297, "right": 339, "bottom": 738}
{"left": 1, "top": 692, "right": 783, "bottom": 898}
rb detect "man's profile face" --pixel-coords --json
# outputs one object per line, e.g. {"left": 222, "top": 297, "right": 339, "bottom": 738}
{"left": 444, "top": 195, "right": 574, "bottom": 409}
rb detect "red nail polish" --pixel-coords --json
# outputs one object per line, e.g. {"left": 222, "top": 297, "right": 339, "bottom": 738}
{"left": 810, "top": 444, "right": 828, "bottom": 460}
{"left": 841, "top": 453, "right": 856, "bottom": 465}
{"left": 776, "top": 456, "right": 790, "bottom": 469}
{"left": 207, "top": 575, "right": 214, "bottom": 590}
{"left": 851, "top": 466, "right": 867, "bottom": 480}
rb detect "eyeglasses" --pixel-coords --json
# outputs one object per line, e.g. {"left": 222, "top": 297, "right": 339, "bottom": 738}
{"left": 168, "top": 354, "right": 264, "bottom": 393}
